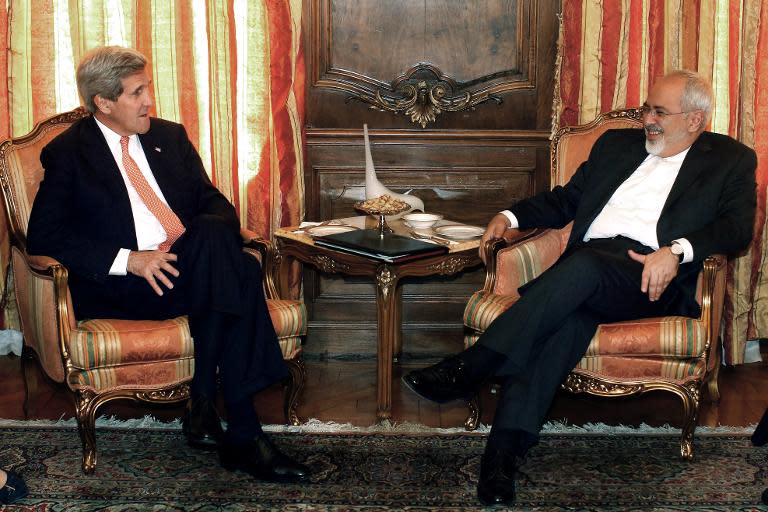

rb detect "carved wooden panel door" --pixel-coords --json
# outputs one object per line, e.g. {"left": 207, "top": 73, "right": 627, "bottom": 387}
{"left": 303, "top": 0, "right": 560, "bottom": 357}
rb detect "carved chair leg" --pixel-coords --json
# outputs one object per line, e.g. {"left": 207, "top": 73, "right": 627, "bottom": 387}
{"left": 464, "top": 395, "right": 480, "bottom": 431}
{"left": 678, "top": 383, "right": 700, "bottom": 460}
{"left": 283, "top": 358, "right": 306, "bottom": 426}
{"left": 74, "top": 390, "right": 99, "bottom": 474}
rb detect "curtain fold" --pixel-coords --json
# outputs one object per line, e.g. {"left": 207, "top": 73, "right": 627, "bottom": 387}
{"left": 0, "top": 0, "right": 305, "bottom": 325}
{"left": 557, "top": 0, "right": 767, "bottom": 364}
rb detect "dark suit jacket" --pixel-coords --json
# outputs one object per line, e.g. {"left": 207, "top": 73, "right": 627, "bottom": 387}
{"left": 27, "top": 115, "right": 240, "bottom": 285}
{"left": 509, "top": 128, "right": 757, "bottom": 315}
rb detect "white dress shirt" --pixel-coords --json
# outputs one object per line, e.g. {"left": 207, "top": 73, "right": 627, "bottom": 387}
{"left": 501, "top": 147, "right": 694, "bottom": 263}
{"left": 94, "top": 117, "right": 171, "bottom": 275}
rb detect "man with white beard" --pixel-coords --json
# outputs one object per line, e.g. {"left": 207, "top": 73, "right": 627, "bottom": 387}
{"left": 404, "top": 70, "right": 758, "bottom": 506}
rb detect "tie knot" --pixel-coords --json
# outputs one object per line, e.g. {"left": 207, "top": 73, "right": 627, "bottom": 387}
{"left": 120, "top": 136, "right": 130, "bottom": 151}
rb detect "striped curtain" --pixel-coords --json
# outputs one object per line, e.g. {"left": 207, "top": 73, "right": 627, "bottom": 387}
{"left": 556, "top": 0, "right": 767, "bottom": 364}
{"left": 0, "top": 0, "right": 305, "bottom": 327}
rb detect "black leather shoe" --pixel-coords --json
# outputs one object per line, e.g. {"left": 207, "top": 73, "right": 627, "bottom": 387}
{"left": 402, "top": 357, "right": 480, "bottom": 403}
{"left": 0, "top": 470, "right": 28, "bottom": 505}
{"left": 181, "top": 395, "right": 224, "bottom": 450}
{"left": 477, "top": 449, "right": 517, "bottom": 506}
{"left": 219, "top": 434, "right": 311, "bottom": 484}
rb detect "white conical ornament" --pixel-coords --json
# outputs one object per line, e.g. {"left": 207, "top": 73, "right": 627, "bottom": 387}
{"left": 364, "top": 124, "right": 424, "bottom": 218}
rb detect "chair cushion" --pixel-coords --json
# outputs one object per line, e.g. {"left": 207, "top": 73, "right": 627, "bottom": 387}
{"left": 573, "top": 356, "right": 706, "bottom": 383}
{"left": 70, "top": 318, "right": 193, "bottom": 370}
{"left": 68, "top": 359, "right": 194, "bottom": 390}
{"left": 69, "top": 299, "right": 305, "bottom": 372}
{"left": 464, "top": 293, "right": 707, "bottom": 361}
{"left": 268, "top": 299, "right": 306, "bottom": 341}
{"left": 463, "top": 291, "right": 518, "bottom": 333}
{"left": 586, "top": 316, "right": 708, "bottom": 359}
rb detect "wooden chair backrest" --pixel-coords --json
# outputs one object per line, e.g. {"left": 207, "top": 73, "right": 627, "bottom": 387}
{"left": 551, "top": 108, "right": 643, "bottom": 187}
{"left": 0, "top": 108, "right": 90, "bottom": 247}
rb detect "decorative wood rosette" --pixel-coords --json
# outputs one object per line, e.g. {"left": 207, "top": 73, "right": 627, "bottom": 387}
{"left": 350, "top": 63, "right": 503, "bottom": 128}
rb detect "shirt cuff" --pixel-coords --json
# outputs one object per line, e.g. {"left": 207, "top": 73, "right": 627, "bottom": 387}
{"left": 500, "top": 210, "right": 519, "bottom": 228}
{"left": 672, "top": 238, "right": 693, "bottom": 264}
{"left": 109, "top": 248, "right": 131, "bottom": 275}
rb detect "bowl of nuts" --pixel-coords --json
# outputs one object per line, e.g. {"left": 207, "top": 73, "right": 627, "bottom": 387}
{"left": 354, "top": 194, "right": 411, "bottom": 216}
{"left": 354, "top": 194, "right": 411, "bottom": 236}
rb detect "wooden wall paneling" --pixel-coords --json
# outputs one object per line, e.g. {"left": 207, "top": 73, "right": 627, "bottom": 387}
{"left": 306, "top": 0, "right": 559, "bottom": 130}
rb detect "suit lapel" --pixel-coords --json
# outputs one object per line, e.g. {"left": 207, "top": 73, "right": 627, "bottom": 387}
{"left": 660, "top": 134, "right": 712, "bottom": 213}
{"left": 78, "top": 117, "right": 132, "bottom": 201}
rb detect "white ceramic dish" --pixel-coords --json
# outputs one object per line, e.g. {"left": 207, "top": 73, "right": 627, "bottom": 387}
{"left": 402, "top": 212, "right": 443, "bottom": 229}
{"left": 305, "top": 225, "right": 358, "bottom": 237}
{"left": 434, "top": 225, "right": 484, "bottom": 240}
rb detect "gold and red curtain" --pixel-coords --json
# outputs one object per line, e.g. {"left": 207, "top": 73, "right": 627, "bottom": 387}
{"left": 557, "top": 0, "right": 767, "bottom": 364}
{"left": 0, "top": 0, "right": 305, "bottom": 327}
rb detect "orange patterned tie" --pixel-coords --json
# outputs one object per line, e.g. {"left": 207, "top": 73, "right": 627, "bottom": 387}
{"left": 120, "top": 136, "right": 185, "bottom": 252}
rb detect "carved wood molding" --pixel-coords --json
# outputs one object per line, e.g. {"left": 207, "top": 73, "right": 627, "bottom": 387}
{"left": 309, "top": 0, "right": 538, "bottom": 128}
{"left": 348, "top": 63, "right": 504, "bottom": 128}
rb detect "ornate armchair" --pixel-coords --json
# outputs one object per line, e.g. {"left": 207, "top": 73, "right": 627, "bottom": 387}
{"left": 0, "top": 108, "right": 308, "bottom": 473}
{"left": 462, "top": 108, "right": 726, "bottom": 459}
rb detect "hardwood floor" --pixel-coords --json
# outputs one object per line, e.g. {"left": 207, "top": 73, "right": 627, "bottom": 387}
{"left": 1, "top": 344, "right": 766, "bottom": 430}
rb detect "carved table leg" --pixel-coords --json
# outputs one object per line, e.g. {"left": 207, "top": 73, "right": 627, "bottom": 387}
{"left": 393, "top": 284, "right": 404, "bottom": 362}
{"left": 375, "top": 264, "right": 400, "bottom": 421}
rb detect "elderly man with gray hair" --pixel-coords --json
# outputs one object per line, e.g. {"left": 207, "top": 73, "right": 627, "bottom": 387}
{"left": 404, "top": 70, "right": 757, "bottom": 506}
{"left": 26, "top": 46, "right": 310, "bottom": 484}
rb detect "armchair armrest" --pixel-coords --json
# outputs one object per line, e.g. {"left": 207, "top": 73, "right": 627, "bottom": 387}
{"left": 484, "top": 224, "right": 572, "bottom": 296}
{"left": 240, "top": 228, "right": 280, "bottom": 300}
{"left": 699, "top": 254, "right": 726, "bottom": 366}
{"left": 27, "top": 254, "right": 65, "bottom": 272}
{"left": 480, "top": 228, "right": 539, "bottom": 291}
{"left": 10, "top": 247, "right": 74, "bottom": 383}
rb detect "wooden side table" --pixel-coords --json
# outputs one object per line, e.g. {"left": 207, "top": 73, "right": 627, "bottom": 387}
{"left": 274, "top": 216, "right": 482, "bottom": 421}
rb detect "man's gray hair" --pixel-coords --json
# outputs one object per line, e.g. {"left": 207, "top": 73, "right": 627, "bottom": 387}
{"left": 669, "top": 69, "right": 714, "bottom": 127}
{"left": 76, "top": 46, "right": 147, "bottom": 113}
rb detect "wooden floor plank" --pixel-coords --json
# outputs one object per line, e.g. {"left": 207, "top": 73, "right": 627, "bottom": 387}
{"left": 1, "top": 352, "right": 765, "bottom": 429}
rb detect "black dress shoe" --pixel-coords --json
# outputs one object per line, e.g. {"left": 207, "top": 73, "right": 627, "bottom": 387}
{"left": 0, "top": 470, "right": 28, "bottom": 505}
{"left": 402, "top": 357, "right": 480, "bottom": 403}
{"left": 219, "top": 434, "right": 311, "bottom": 484}
{"left": 181, "top": 395, "right": 224, "bottom": 450}
{"left": 477, "top": 449, "right": 517, "bottom": 506}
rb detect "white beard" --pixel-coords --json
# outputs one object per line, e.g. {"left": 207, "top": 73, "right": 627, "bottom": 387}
{"left": 645, "top": 137, "right": 665, "bottom": 155}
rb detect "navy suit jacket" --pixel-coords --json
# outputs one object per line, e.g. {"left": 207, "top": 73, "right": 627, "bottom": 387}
{"left": 509, "top": 128, "right": 757, "bottom": 315}
{"left": 27, "top": 115, "right": 239, "bottom": 284}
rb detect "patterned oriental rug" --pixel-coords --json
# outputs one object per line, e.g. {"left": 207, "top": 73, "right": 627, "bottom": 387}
{"left": 0, "top": 425, "right": 766, "bottom": 511}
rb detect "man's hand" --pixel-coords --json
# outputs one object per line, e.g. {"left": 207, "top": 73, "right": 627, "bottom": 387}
{"left": 127, "top": 250, "right": 179, "bottom": 296}
{"left": 479, "top": 213, "right": 511, "bottom": 263}
{"left": 627, "top": 247, "right": 679, "bottom": 302}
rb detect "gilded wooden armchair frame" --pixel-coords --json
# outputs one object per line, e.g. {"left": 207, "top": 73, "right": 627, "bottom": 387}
{"left": 0, "top": 108, "right": 307, "bottom": 473}
{"left": 463, "top": 108, "right": 726, "bottom": 459}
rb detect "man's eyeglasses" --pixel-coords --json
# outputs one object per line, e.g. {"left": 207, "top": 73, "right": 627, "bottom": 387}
{"left": 640, "top": 104, "right": 698, "bottom": 119}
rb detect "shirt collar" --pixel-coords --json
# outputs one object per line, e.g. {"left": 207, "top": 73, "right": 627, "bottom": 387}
{"left": 93, "top": 116, "right": 137, "bottom": 148}
{"left": 659, "top": 146, "right": 691, "bottom": 163}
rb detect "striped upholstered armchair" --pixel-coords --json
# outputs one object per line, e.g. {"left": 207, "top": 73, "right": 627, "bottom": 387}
{"left": 0, "top": 108, "right": 307, "bottom": 473}
{"left": 462, "top": 108, "right": 726, "bottom": 459}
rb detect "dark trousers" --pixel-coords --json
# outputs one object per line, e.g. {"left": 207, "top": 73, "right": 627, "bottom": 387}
{"left": 478, "top": 237, "right": 677, "bottom": 435}
{"left": 69, "top": 214, "right": 287, "bottom": 438}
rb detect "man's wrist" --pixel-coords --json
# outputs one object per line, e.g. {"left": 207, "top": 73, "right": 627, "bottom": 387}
{"left": 668, "top": 242, "right": 684, "bottom": 262}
